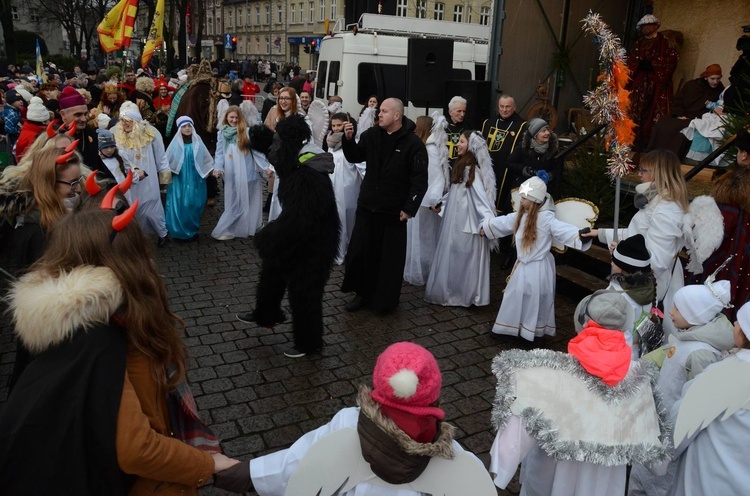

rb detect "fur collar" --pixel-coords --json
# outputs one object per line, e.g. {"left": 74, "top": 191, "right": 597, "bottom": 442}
{"left": 0, "top": 165, "right": 34, "bottom": 219}
{"left": 712, "top": 167, "right": 750, "bottom": 213}
{"left": 8, "top": 266, "right": 123, "bottom": 354}
{"left": 357, "top": 385, "right": 455, "bottom": 459}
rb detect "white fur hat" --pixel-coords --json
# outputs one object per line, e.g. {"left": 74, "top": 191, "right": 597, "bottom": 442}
{"left": 26, "top": 97, "right": 49, "bottom": 123}
{"left": 518, "top": 176, "right": 547, "bottom": 204}
{"left": 637, "top": 14, "right": 660, "bottom": 28}
{"left": 674, "top": 281, "right": 732, "bottom": 326}
{"left": 119, "top": 101, "right": 142, "bottom": 122}
{"left": 97, "top": 112, "right": 111, "bottom": 130}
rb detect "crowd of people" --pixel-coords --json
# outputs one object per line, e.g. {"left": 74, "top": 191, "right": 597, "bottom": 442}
{"left": 1, "top": 14, "right": 750, "bottom": 495}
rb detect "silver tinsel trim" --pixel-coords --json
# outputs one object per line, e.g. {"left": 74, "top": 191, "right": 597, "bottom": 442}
{"left": 490, "top": 348, "right": 673, "bottom": 466}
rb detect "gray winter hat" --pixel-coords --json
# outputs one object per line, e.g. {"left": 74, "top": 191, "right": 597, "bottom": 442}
{"left": 574, "top": 290, "right": 632, "bottom": 333}
{"left": 527, "top": 118, "right": 549, "bottom": 138}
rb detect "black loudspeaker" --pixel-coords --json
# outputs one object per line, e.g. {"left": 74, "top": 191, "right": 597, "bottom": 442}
{"left": 407, "top": 38, "right": 454, "bottom": 107}
{"left": 444, "top": 79, "right": 493, "bottom": 130}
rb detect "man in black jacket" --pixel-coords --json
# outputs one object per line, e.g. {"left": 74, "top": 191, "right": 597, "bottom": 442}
{"left": 340, "top": 98, "right": 428, "bottom": 313}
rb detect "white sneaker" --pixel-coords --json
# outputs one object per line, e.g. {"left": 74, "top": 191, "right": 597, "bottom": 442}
{"left": 213, "top": 234, "right": 235, "bottom": 241}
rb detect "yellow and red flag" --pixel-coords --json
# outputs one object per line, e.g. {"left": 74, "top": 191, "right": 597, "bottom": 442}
{"left": 98, "top": 0, "right": 139, "bottom": 53}
{"left": 141, "top": 0, "right": 165, "bottom": 68}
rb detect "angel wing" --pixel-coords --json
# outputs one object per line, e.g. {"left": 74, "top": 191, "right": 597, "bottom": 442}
{"left": 240, "top": 101, "right": 261, "bottom": 126}
{"left": 285, "top": 428, "right": 496, "bottom": 496}
{"left": 307, "top": 100, "right": 330, "bottom": 148}
{"left": 216, "top": 99, "right": 229, "bottom": 129}
{"left": 356, "top": 106, "right": 377, "bottom": 141}
{"left": 682, "top": 195, "right": 724, "bottom": 274}
{"left": 468, "top": 131, "right": 497, "bottom": 206}
{"left": 429, "top": 112, "right": 450, "bottom": 193}
{"left": 673, "top": 356, "right": 750, "bottom": 449}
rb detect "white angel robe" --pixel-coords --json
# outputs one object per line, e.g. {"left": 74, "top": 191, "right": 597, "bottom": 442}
{"left": 424, "top": 169, "right": 495, "bottom": 307}
{"left": 117, "top": 133, "right": 170, "bottom": 238}
{"left": 483, "top": 209, "right": 590, "bottom": 340}
{"left": 330, "top": 147, "right": 366, "bottom": 265}
{"left": 211, "top": 129, "right": 271, "bottom": 240}
{"left": 101, "top": 155, "right": 140, "bottom": 204}
{"left": 598, "top": 186, "right": 685, "bottom": 338}
{"left": 405, "top": 139, "right": 446, "bottom": 286}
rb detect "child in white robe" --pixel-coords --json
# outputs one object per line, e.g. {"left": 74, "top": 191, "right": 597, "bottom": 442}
{"left": 327, "top": 112, "right": 366, "bottom": 265}
{"left": 424, "top": 130, "right": 495, "bottom": 306}
{"left": 481, "top": 176, "right": 590, "bottom": 341}
{"left": 212, "top": 105, "right": 271, "bottom": 240}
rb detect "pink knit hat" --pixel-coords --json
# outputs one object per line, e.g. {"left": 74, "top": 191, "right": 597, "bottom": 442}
{"left": 371, "top": 342, "right": 444, "bottom": 419}
{"left": 58, "top": 86, "right": 87, "bottom": 109}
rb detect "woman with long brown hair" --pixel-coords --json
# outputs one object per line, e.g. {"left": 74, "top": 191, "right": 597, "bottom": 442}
{"left": 263, "top": 86, "right": 299, "bottom": 131}
{"left": 424, "top": 130, "right": 496, "bottom": 306}
{"left": 0, "top": 206, "right": 239, "bottom": 494}
{"left": 212, "top": 105, "right": 271, "bottom": 240}
{"left": 481, "top": 176, "right": 591, "bottom": 342}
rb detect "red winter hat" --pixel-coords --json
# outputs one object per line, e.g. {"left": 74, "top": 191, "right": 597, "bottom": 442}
{"left": 568, "top": 325, "right": 631, "bottom": 386}
{"left": 58, "top": 86, "right": 87, "bottom": 109}
{"left": 371, "top": 342, "right": 444, "bottom": 419}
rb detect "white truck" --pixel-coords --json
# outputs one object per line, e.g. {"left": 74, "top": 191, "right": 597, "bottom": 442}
{"left": 315, "top": 14, "right": 490, "bottom": 120}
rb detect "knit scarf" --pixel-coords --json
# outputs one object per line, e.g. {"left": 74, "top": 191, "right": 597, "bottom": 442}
{"left": 568, "top": 325, "right": 631, "bottom": 386}
{"left": 222, "top": 125, "right": 238, "bottom": 145}
{"left": 326, "top": 131, "right": 344, "bottom": 151}
{"left": 166, "top": 366, "right": 221, "bottom": 453}
{"left": 530, "top": 138, "right": 549, "bottom": 155}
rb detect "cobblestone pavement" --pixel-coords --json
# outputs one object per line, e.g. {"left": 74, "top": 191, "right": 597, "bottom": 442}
{"left": 0, "top": 200, "right": 585, "bottom": 495}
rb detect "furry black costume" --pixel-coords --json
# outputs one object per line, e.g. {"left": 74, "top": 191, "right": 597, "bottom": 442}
{"left": 247, "top": 115, "right": 340, "bottom": 354}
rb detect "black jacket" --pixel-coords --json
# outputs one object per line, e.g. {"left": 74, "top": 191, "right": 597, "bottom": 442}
{"left": 342, "top": 117, "right": 428, "bottom": 218}
{"left": 508, "top": 131, "right": 561, "bottom": 195}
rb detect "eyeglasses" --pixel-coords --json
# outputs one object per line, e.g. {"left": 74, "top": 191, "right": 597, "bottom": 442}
{"left": 56, "top": 176, "right": 84, "bottom": 189}
{"left": 278, "top": 96, "right": 292, "bottom": 101}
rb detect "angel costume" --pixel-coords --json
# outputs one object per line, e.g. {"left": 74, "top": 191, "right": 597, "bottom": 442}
{"left": 598, "top": 183, "right": 686, "bottom": 338}
{"left": 482, "top": 183, "right": 590, "bottom": 340}
{"left": 211, "top": 125, "right": 270, "bottom": 240}
{"left": 328, "top": 134, "right": 366, "bottom": 265}
{"left": 424, "top": 132, "right": 496, "bottom": 306}
{"left": 114, "top": 105, "right": 170, "bottom": 239}
{"left": 669, "top": 348, "right": 750, "bottom": 496}
{"left": 165, "top": 117, "right": 214, "bottom": 240}
{"left": 404, "top": 113, "right": 448, "bottom": 286}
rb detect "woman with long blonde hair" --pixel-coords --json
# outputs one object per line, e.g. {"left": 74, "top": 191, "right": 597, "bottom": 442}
{"left": 0, "top": 207, "right": 239, "bottom": 493}
{"left": 211, "top": 105, "right": 271, "bottom": 240}
{"left": 584, "top": 149, "right": 688, "bottom": 337}
{"left": 481, "top": 176, "right": 591, "bottom": 342}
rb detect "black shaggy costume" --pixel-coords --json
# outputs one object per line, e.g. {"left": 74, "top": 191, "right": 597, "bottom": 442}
{"left": 249, "top": 115, "right": 340, "bottom": 353}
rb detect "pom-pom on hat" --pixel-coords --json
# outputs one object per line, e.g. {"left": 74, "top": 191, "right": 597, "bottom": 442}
{"left": 97, "top": 112, "right": 111, "bottom": 130}
{"left": 58, "top": 85, "right": 87, "bottom": 109}
{"left": 97, "top": 128, "right": 116, "bottom": 150}
{"left": 700, "top": 64, "right": 722, "bottom": 78}
{"left": 674, "top": 281, "right": 732, "bottom": 326}
{"left": 370, "top": 342, "right": 444, "bottom": 419}
{"left": 527, "top": 118, "right": 549, "bottom": 139}
{"left": 518, "top": 176, "right": 547, "bottom": 204}
{"left": 612, "top": 234, "right": 651, "bottom": 274}
{"left": 176, "top": 116, "right": 194, "bottom": 129}
{"left": 26, "top": 97, "right": 50, "bottom": 123}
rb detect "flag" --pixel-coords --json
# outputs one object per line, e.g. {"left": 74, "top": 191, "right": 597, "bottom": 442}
{"left": 35, "top": 39, "right": 44, "bottom": 83}
{"left": 98, "top": 0, "right": 139, "bottom": 53}
{"left": 141, "top": 0, "right": 165, "bottom": 69}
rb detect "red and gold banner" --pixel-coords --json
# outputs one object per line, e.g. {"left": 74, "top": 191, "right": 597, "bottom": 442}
{"left": 98, "top": 0, "right": 139, "bottom": 53}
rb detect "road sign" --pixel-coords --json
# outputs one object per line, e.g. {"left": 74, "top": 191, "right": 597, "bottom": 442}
{"left": 224, "top": 34, "right": 234, "bottom": 50}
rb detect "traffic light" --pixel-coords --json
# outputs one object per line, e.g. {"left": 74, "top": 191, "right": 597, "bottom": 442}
{"left": 303, "top": 45, "right": 310, "bottom": 53}
{"left": 311, "top": 39, "right": 317, "bottom": 52}
{"left": 231, "top": 36, "right": 237, "bottom": 50}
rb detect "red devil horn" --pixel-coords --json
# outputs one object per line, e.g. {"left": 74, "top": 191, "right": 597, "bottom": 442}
{"left": 85, "top": 171, "right": 102, "bottom": 196}
{"left": 55, "top": 150, "right": 75, "bottom": 165}
{"left": 66, "top": 123, "right": 78, "bottom": 137}
{"left": 46, "top": 120, "right": 58, "bottom": 138}
{"left": 118, "top": 169, "right": 133, "bottom": 193}
{"left": 112, "top": 199, "right": 139, "bottom": 232}
{"left": 100, "top": 185, "right": 118, "bottom": 209}
{"left": 64, "top": 139, "right": 80, "bottom": 153}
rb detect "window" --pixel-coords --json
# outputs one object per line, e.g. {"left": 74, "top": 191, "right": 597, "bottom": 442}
{"left": 265, "top": 4, "right": 270, "bottom": 24}
{"left": 319, "top": 0, "right": 324, "bottom": 21}
{"left": 277, "top": 5, "right": 282, "bottom": 23}
{"left": 227, "top": 12, "right": 232, "bottom": 28}
{"left": 330, "top": 0, "right": 336, "bottom": 18}
{"left": 291, "top": 5, "right": 296, "bottom": 23}
{"left": 11, "top": 6, "right": 19, "bottom": 21}
{"left": 236, "top": 8, "right": 240, "bottom": 27}
{"left": 265, "top": 36, "right": 270, "bottom": 53}
{"left": 309, "top": 2, "right": 314, "bottom": 23}
{"left": 256, "top": 6, "right": 261, "bottom": 25}
{"left": 30, "top": 9, "right": 40, "bottom": 22}
{"left": 256, "top": 36, "right": 261, "bottom": 53}
{"left": 208, "top": 16, "right": 213, "bottom": 34}
{"left": 357, "top": 63, "right": 407, "bottom": 104}
{"left": 416, "top": 0, "right": 426, "bottom": 18}
{"left": 300, "top": 3, "right": 304, "bottom": 22}
{"left": 396, "top": 0, "right": 407, "bottom": 17}
{"left": 480, "top": 6, "right": 490, "bottom": 26}
{"left": 316, "top": 62, "right": 327, "bottom": 98}
{"left": 434, "top": 2, "right": 444, "bottom": 20}
{"left": 246, "top": 8, "right": 251, "bottom": 26}
{"left": 328, "top": 61, "right": 340, "bottom": 98}
{"left": 453, "top": 5, "right": 463, "bottom": 22}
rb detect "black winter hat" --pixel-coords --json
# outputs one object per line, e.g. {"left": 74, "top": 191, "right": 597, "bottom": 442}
{"left": 5, "top": 89, "right": 24, "bottom": 105}
{"left": 736, "top": 128, "right": 750, "bottom": 153}
{"left": 612, "top": 234, "right": 651, "bottom": 274}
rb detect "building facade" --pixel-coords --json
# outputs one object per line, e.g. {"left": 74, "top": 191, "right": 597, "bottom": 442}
{"left": 0, "top": 1, "right": 66, "bottom": 58}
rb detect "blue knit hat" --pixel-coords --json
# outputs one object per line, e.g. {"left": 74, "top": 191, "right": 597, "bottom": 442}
{"left": 97, "top": 128, "right": 116, "bottom": 150}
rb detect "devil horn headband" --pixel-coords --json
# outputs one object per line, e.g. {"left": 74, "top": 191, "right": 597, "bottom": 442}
{"left": 85, "top": 171, "right": 101, "bottom": 196}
